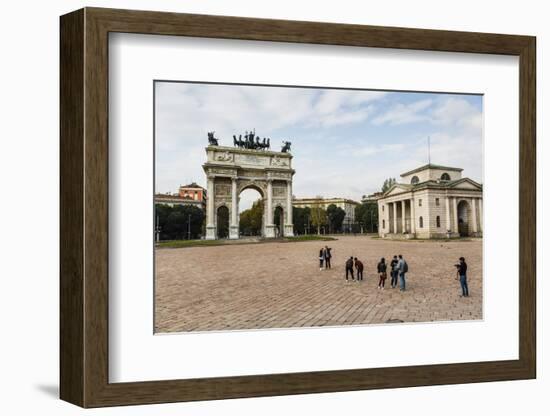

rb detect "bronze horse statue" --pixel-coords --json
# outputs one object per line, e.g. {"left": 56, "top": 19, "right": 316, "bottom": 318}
{"left": 232, "top": 130, "right": 271, "bottom": 150}
{"left": 281, "top": 141, "right": 292, "bottom": 153}
{"left": 207, "top": 131, "right": 219, "bottom": 146}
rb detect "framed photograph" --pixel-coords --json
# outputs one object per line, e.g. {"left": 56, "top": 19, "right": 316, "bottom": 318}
{"left": 60, "top": 7, "right": 536, "bottom": 408}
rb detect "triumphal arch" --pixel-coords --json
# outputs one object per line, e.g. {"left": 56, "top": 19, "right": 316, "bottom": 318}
{"left": 203, "top": 133, "right": 295, "bottom": 240}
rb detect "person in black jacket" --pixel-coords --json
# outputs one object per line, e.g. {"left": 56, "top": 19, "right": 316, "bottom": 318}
{"left": 456, "top": 256, "right": 469, "bottom": 297}
{"left": 377, "top": 257, "right": 387, "bottom": 289}
{"left": 324, "top": 246, "right": 332, "bottom": 269}
{"left": 390, "top": 255, "right": 399, "bottom": 288}
{"left": 345, "top": 256, "right": 355, "bottom": 281}
{"left": 354, "top": 257, "right": 364, "bottom": 281}
{"left": 319, "top": 247, "right": 325, "bottom": 271}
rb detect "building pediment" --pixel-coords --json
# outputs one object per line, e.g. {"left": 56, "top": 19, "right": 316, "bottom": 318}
{"left": 384, "top": 184, "right": 412, "bottom": 197}
{"left": 446, "top": 178, "right": 482, "bottom": 190}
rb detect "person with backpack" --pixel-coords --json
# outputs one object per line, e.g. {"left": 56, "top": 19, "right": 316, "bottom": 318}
{"left": 377, "top": 257, "right": 387, "bottom": 289}
{"left": 345, "top": 256, "right": 355, "bottom": 281}
{"left": 397, "top": 254, "right": 408, "bottom": 291}
{"left": 390, "top": 255, "right": 399, "bottom": 288}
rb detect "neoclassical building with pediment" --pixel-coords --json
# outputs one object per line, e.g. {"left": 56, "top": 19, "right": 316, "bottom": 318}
{"left": 377, "top": 164, "right": 483, "bottom": 239}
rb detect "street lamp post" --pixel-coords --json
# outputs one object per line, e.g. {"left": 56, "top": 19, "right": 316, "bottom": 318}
{"left": 187, "top": 213, "right": 191, "bottom": 240}
{"left": 155, "top": 215, "right": 161, "bottom": 243}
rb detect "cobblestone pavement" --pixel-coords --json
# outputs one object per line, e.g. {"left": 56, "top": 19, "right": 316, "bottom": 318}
{"left": 155, "top": 236, "right": 482, "bottom": 333}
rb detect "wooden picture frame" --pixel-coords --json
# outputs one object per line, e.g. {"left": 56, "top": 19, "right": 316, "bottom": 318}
{"left": 60, "top": 7, "right": 536, "bottom": 408}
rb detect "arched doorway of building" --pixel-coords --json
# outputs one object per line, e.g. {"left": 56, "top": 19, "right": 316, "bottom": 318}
{"left": 216, "top": 205, "right": 229, "bottom": 239}
{"left": 238, "top": 187, "right": 264, "bottom": 237}
{"left": 274, "top": 206, "right": 284, "bottom": 238}
{"left": 457, "top": 200, "right": 471, "bottom": 237}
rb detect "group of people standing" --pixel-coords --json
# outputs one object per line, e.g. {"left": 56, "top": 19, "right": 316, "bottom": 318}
{"left": 344, "top": 257, "right": 364, "bottom": 281}
{"left": 378, "top": 255, "right": 408, "bottom": 291}
{"left": 317, "top": 247, "right": 469, "bottom": 297}
{"left": 318, "top": 246, "right": 333, "bottom": 270}
{"left": 343, "top": 255, "right": 408, "bottom": 291}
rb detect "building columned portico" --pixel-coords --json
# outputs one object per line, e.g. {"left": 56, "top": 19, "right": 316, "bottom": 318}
{"left": 377, "top": 164, "right": 483, "bottom": 239}
{"left": 203, "top": 145, "right": 295, "bottom": 239}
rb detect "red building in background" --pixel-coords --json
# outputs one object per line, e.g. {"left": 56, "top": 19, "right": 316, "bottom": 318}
{"left": 155, "top": 182, "right": 206, "bottom": 210}
{"left": 178, "top": 182, "right": 206, "bottom": 203}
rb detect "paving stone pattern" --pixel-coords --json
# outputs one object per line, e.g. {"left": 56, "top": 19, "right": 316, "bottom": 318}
{"left": 155, "top": 236, "right": 482, "bottom": 333}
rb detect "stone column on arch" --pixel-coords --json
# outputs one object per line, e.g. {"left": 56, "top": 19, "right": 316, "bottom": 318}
{"left": 205, "top": 175, "right": 216, "bottom": 240}
{"left": 284, "top": 180, "right": 294, "bottom": 237}
{"left": 229, "top": 177, "right": 239, "bottom": 239}
{"left": 264, "top": 179, "right": 276, "bottom": 238}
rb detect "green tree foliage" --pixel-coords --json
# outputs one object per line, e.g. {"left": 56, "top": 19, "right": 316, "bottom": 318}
{"left": 292, "top": 206, "right": 311, "bottom": 235}
{"left": 381, "top": 177, "right": 397, "bottom": 193}
{"left": 155, "top": 204, "right": 205, "bottom": 240}
{"left": 355, "top": 202, "right": 379, "bottom": 233}
{"left": 310, "top": 204, "right": 328, "bottom": 235}
{"left": 239, "top": 199, "right": 264, "bottom": 236}
{"left": 326, "top": 204, "right": 346, "bottom": 233}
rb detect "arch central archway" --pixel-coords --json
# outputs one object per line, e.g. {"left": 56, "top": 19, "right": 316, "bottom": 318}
{"left": 203, "top": 145, "right": 295, "bottom": 240}
{"left": 238, "top": 187, "right": 264, "bottom": 237}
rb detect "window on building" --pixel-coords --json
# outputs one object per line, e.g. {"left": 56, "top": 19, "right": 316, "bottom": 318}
{"left": 419, "top": 199, "right": 422, "bottom": 207}
{"left": 435, "top": 198, "right": 440, "bottom": 206}
{"left": 419, "top": 216, "right": 424, "bottom": 228}
{"left": 382, "top": 205, "right": 385, "bottom": 212}
{"left": 441, "top": 173, "right": 451, "bottom": 181}
{"left": 411, "top": 175, "right": 419, "bottom": 185}
{"left": 436, "top": 216, "right": 441, "bottom": 227}
{"left": 382, "top": 219, "right": 385, "bottom": 229}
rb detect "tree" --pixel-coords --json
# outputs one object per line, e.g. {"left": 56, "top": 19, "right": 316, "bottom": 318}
{"left": 381, "top": 177, "right": 397, "bottom": 193}
{"left": 155, "top": 204, "right": 205, "bottom": 240}
{"left": 292, "top": 206, "right": 311, "bottom": 235}
{"left": 310, "top": 204, "right": 327, "bottom": 235}
{"left": 239, "top": 200, "right": 264, "bottom": 236}
{"left": 355, "top": 202, "right": 379, "bottom": 233}
{"left": 326, "top": 204, "right": 346, "bottom": 233}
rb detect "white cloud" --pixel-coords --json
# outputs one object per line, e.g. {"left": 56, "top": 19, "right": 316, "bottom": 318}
{"left": 372, "top": 98, "right": 433, "bottom": 125}
{"left": 155, "top": 83, "right": 483, "bottom": 202}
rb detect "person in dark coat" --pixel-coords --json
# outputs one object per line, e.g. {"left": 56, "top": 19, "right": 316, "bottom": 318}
{"left": 345, "top": 257, "right": 355, "bottom": 281}
{"left": 324, "top": 246, "right": 332, "bottom": 269}
{"left": 377, "top": 257, "right": 387, "bottom": 289}
{"left": 456, "top": 256, "right": 469, "bottom": 297}
{"left": 319, "top": 247, "right": 325, "bottom": 271}
{"left": 390, "top": 255, "right": 399, "bottom": 288}
{"left": 354, "top": 257, "right": 364, "bottom": 281}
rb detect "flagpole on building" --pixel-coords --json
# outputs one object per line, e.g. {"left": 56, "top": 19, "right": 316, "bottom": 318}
{"left": 428, "top": 136, "right": 431, "bottom": 164}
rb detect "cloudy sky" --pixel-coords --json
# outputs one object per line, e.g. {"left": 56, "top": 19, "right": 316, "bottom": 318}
{"left": 155, "top": 81, "right": 483, "bottom": 209}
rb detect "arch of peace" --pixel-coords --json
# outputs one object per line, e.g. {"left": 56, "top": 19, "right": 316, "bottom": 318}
{"left": 203, "top": 145, "right": 295, "bottom": 239}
